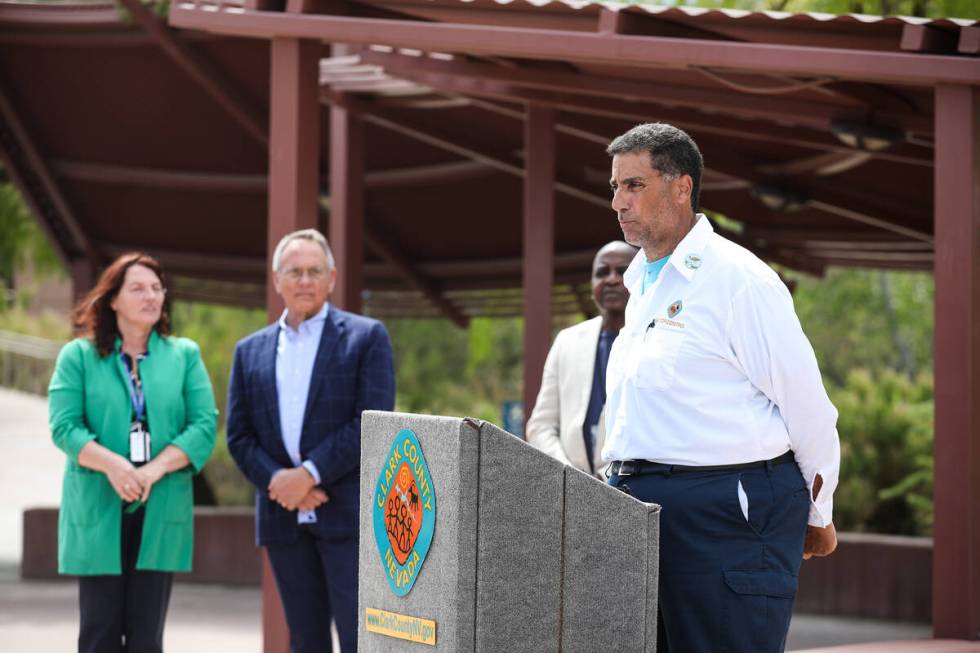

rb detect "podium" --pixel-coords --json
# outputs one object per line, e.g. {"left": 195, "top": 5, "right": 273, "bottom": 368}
{"left": 358, "top": 411, "right": 661, "bottom": 652}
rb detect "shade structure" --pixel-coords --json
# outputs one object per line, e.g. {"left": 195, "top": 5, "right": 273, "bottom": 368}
{"left": 2, "top": 2, "right": 979, "bottom": 650}
{"left": 2, "top": 0, "right": 976, "bottom": 320}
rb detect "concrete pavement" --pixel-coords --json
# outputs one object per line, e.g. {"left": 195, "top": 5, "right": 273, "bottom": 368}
{"left": 0, "top": 388, "right": 64, "bottom": 565}
{"left": 0, "top": 564, "right": 261, "bottom": 652}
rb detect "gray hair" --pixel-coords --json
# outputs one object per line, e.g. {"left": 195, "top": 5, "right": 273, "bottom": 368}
{"left": 271, "top": 228, "right": 335, "bottom": 272}
{"left": 607, "top": 123, "right": 704, "bottom": 212}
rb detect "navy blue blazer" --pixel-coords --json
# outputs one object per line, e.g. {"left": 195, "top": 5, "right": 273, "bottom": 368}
{"left": 226, "top": 306, "right": 395, "bottom": 545}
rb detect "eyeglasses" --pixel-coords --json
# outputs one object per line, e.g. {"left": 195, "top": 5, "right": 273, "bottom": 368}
{"left": 282, "top": 266, "right": 327, "bottom": 281}
{"left": 124, "top": 285, "right": 167, "bottom": 298}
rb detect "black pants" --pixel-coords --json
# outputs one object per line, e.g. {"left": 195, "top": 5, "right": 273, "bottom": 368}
{"left": 78, "top": 507, "right": 174, "bottom": 653}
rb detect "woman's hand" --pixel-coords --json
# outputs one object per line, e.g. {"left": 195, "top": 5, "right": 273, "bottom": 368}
{"left": 132, "top": 445, "right": 192, "bottom": 502}
{"left": 78, "top": 441, "right": 143, "bottom": 502}
{"left": 133, "top": 462, "right": 166, "bottom": 502}
{"left": 105, "top": 456, "right": 144, "bottom": 503}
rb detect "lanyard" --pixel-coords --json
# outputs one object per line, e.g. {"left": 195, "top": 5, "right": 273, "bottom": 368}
{"left": 120, "top": 352, "right": 147, "bottom": 422}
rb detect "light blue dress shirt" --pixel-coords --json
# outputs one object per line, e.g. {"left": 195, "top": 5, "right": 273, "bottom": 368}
{"left": 276, "top": 302, "right": 328, "bottom": 524}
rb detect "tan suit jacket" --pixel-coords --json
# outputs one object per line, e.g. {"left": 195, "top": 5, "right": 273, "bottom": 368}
{"left": 526, "top": 316, "right": 608, "bottom": 477}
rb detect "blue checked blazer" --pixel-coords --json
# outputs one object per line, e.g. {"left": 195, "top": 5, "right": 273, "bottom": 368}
{"left": 226, "top": 306, "right": 395, "bottom": 545}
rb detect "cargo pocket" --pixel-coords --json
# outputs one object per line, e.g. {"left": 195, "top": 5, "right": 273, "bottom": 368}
{"left": 64, "top": 470, "right": 113, "bottom": 526}
{"left": 723, "top": 570, "right": 798, "bottom": 652}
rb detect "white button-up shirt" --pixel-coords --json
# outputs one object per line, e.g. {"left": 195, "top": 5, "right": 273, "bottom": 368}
{"left": 276, "top": 302, "right": 327, "bottom": 524}
{"left": 602, "top": 216, "right": 840, "bottom": 527}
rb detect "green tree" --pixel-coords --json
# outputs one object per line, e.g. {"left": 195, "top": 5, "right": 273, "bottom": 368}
{"left": 787, "top": 268, "right": 933, "bottom": 385}
{"left": 830, "top": 369, "right": 933, "bottom": 535}
{"left": 0, "top": 182, "right": 62, "bottom": 306}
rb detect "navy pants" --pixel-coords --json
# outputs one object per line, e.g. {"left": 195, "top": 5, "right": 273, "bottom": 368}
{"left": 77, "top": 507, "right": 173, "bottom": 653}
{"left": 266, "top": 527, "right": 358, "bottom": 653}
{"left": 609, "top": 460, "right": 810, "bottom": 653}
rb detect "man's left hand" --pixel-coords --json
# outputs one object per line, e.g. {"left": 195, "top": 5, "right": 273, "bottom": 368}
{"left": 268, "top": 467, "right": 316, "bottom": 510}
{"left": 803, "top": 522, "right": 837, "bottom": 559}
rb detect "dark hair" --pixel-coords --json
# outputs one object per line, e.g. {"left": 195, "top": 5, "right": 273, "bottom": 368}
{"left": 606, "top": 123, "right": 704, "bottom": 212}
{"left": 72, "top": 252, "right": 172, "bottom": 357}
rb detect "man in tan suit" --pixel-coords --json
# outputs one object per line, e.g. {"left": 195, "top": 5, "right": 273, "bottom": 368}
{"left": 526, "top": 240, "right": 638, "bottom": 476}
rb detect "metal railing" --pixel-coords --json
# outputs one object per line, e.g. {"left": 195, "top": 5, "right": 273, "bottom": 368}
{"left": 0, "top": 330, "right": 64, "bottom": 396}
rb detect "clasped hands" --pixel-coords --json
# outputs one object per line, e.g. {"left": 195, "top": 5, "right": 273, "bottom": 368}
{"left": 106, "top": 456, "right": 165, "bottom": 503}
{"left": 269, "top": 467, "right": 330, "bottom": 512}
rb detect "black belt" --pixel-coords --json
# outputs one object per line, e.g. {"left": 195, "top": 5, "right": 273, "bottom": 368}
{"left": 607, "top": 450, "right": 795, "bottom": 477}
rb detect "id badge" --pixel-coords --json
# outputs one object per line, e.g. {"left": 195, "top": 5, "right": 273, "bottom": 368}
{"left": 129, "top": 421, "right": 151, "bottom": 463}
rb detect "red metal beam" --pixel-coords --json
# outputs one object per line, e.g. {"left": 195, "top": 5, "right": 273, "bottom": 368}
{"left": 358, "top": 49, "right": 932, "bottom": 136}
{"left": 901, "top": 24, "right": 960, "bottom": 54}
{"left": 357, "top": 59, "right": 933, "bottom": 169}
{"left": 119, "top": 0, "right": 268, "bottom": 146}
{"left": 51, "top": 159, "right": 269, "bottom": 192}
{"left": 353, "top": 93, "right": 931, "bottom": 251}
{"left": 932, "top": 83, "right": 980, "bottom": 642}
{"left": 99, "top": 241, "right": 265, "bottom": 277}
{"left": 339, "top": 96, "right": 610, "bottom": 210}
{"left": 264, "top": 37, "right": 321, "bottom": 653}
{"left": 329, "top": 97, "right": 364, "bottom": 314}
{"left": 474, "top": 95, "right": 936, "bottom": 245}
{"left": 50, "top": 158, "right": 493, "bottom": 191}
{"left": 522, "top": 103, "right": 555, "bottom": 430}
{"left": 167, "top": 4, "right": 980, "bottom": 86}
{"left": 959, "top": 26, "right": 980, "bottom": 55}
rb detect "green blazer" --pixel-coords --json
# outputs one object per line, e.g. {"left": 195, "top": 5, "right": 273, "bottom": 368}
{"left": 48, "top": 331, "right": 217, "bottom": 575}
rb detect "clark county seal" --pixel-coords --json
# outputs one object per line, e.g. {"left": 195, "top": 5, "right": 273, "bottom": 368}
{"left": 373, "top": 428, "right": 436, "bottom": 597}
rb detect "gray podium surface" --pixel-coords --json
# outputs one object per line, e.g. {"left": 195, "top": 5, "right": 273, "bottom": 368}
{"left": 358, "top": 411, "right": 660, "bottom": 652}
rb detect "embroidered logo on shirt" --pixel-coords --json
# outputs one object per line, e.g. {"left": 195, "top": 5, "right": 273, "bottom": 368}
{"left": 668, "top": 300, "right": 683, "bottom": 318}
{"left": 373, "top": 429, "right": 436, "bottom": 597}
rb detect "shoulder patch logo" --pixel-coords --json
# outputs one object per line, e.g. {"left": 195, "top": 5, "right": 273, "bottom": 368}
{"left": 668, "top": 300, "right": 683, "bottom": 318}
{"left": 373, "top": 428, "right": 436, "bottom": 597}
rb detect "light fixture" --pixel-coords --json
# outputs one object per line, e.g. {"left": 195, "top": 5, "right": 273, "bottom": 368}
{"left": 830, "top": 119, "right": 903, "bottom": 152}
{"left": 750, "top": 184, "right": 808, "bottom": 212}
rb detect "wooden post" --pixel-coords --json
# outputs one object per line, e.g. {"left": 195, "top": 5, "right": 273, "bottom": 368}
{"left": 522, "top": 104, "right": 555, "bottom": 430}
{"left": 267, "top": 37, "right": 320, "bottom": 315}
{"left": 932, "top": 83, "right": 980, "bottom": 641}
{"left": 328, "top": 99, "right": 365, "bottom": 314}
{"left": 263, "top": 36, "right": 320, "bottom": 653}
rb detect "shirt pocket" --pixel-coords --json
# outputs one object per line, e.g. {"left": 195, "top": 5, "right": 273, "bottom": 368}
{"left": 635, "top": 326, "right": 686, "bottom": 391}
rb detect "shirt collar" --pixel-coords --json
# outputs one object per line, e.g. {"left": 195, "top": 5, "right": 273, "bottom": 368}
{"left": 622, "top": 214, "right": 712, "bottom": 290}
{"left": 278, "top": 302, "right": 329, "bottom": 333}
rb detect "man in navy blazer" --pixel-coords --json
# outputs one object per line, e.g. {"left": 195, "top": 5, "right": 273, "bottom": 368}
{"left": 227, "top": 228, "right": 395, "bottom": 653}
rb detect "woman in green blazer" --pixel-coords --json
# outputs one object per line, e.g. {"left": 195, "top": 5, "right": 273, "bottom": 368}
{"left": 48, "top": 252, "right": 216, "bottom": 653}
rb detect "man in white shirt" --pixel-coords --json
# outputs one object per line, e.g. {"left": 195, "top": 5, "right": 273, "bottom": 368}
{"left": 603, "top": 123, "right": 840, "bottom": 652}
{"left": 526, "top": 240, "right": 637, "bottom": 476}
